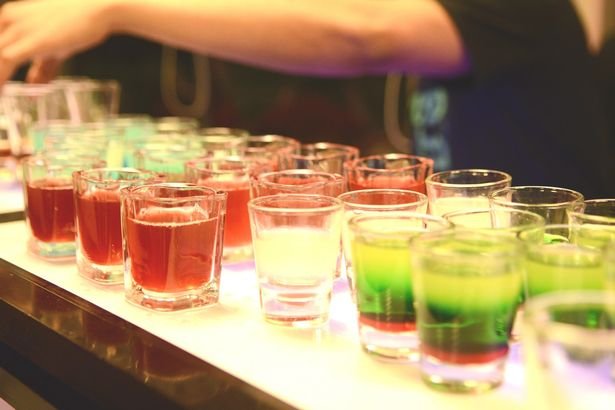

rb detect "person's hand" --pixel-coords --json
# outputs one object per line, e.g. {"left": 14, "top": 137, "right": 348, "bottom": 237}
{"left": 0, "top": 0, "right": 115, "bottom": 84}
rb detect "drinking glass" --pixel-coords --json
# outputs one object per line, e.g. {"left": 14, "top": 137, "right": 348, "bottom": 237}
{"left": 242, "top": 134, "right": 301, "bottom": 170}
{"left": 55, "top": 78, "right": 120, "bottom": 123}
{"left": 348, "top": 213, "right": 450, "bottom": 361}
{"left": 22, "top": 153, "right": 105, "bottom": 260}
{"left": 338, "top": 189, "right": 429, "bottom": 295}
{"left": 195, "top": 127, "right": 249, "bottom": 156}
{"left": 444, "top": 208, "right": 546, "bottom": 341}
{"left": 280, "top": 142, "right": 359, "bottom": 174}
{"left": 121, "top": 183, "right": 227, "bottom": 311}
{"left": 410, "top": 230, "right": 523, "bottom": 392}
{"left": 426, "top": 169, "right": 512, "bottom": 217}
{"left": 344, "top": 153, "right": 433, "bottom": 194}
{"left": 73, "top": 168, "right": 160, "bottom": 284}
{"left": 523, "top": 291, "right": 615, "bottom": 410}
{"left": 521, "top": 224, "right": 607, "bottom": 299}
{"left": 153, "top": 116, "right": 199, "bottom": 134}
{"left": 251, "top": 169, "right": 345, "bottom": 198}
{"left": 490, "top": 186, "right": 584, "bottom": 224}
{"left": 443, "top": 208, "right": 546, "bottom": 236}
{"left": 248, "top": 194, "right": 343, "bottom": 327}
{"left": 186, "top": 156, "right": 274, "bottom": 262}
{"left": 568, "top": 199, "right": 615, "bottom": 249}
{"left": 134, "top": 143, "right": 205, "bottom": 181}
{"left": 1, "top": 82, "right": 70, "bottom": 157}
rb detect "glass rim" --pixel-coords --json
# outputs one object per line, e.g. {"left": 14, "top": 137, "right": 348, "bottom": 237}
{"left": 409, "top": 229, "right": 522, "bottom": 258}
{"left": 490, "top": 185, "right": 584, "bottom": 208}
{"left": 524, "top": 290, "right": 615, "bottom": 348}
{"left": 196, "top": 127, "right": 250, "bottom": 138}
{"left": 74, "top": 167, "right": 160, "bottom": 185}
{"left": 120, "top": 182, "right": 224, "bottom": 203}
{"left": 425, "top": 168, "right": 512, "bottom": 188}
{"left": 257, "top": 169, "right": 344, "bottom": 183}
{"left": 346, "top": 153, "right": 433, "bottom": 172}
{"left": 443, "top": 207, "right": 546, "bottom": 227}
{"left": 248, "top": 194, "right": 343, "bottom": 214}
{"left": 338, "top": 188, "right": 428, "bottom": 209}
{"left": 348, "top": 212, "right": 450, "bottom": 236}
{"left": 568, "top": 199, "right": 615, "bottom": 224}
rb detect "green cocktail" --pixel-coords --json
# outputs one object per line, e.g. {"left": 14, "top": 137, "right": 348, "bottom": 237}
{"left": 411, "top": 231, "right": 522, "bottom": 392}
{"left": 525, "top": 243, "right": 605, "bottom": 297}
{"left": 353, "top": 237, "right": 416, "bottom": 332}
{"left": 349, "top": 214, "right": 450, "bottom": 361}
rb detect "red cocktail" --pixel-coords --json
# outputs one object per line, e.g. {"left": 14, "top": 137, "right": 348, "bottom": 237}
{"left": 121, "top": 183, "right": 226, "bottom": 311}
{"left": 186, "top": 156, "right": 274, "bottom": 262}
{"left": 344, "top": 154, "right": 433, "bottom": 194}
{"left": 26, "top": 178, "right": 75, "bottom": 242}
{"left": 76, "top": 190, "right": 122, "bottom": 264}
{"left": 74, "top": 168, "right": 159, "bottom": 284}
{"left": 126, "top": 207, "right": 218, "bottom": 292}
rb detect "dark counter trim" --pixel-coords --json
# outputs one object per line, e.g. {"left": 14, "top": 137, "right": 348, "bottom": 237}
{"left": 0, "top": 258, "right": 295, "bottom": 410}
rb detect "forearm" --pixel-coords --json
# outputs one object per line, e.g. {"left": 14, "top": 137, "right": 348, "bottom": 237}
{"left": 105, "top": 0, "right": 387, "bottom": 76}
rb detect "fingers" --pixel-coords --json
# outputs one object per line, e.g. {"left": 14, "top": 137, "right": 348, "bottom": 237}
{"left": 26, "top": 58, "right": 63, "bottom": 83}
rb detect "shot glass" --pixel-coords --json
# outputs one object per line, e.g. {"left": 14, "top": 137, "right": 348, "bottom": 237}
{"left": 521, "top": 224, "right": 607, "bottom": 299}
{"left": 73, "top": 168, "right": 160, "bottom": 284}
{"left": 344, "top": 153, "right": 434, "bottom": 194}
{"left": 22, "top": 153, "right": 105, "bottom": 260}
{"left": 195, "top": 127, "right": 249, "bottom": 157}
{"left": 1, "top": 82, "right": 70, "bottom": 157}
{"left": 490, "top": 186, "right": 584, "bottom": 224}
{"left": 568, "top": 199, "right": 615, "bottom": 249}
{"left": 153, "top": 116, "right": 199, "bottom": 134}
{"left": 280, "top": 142, "right": 359, "bottom": 174}
{"left": 134, "top": 144, "right": 205, "bottom": 182}
{"left": 250, "top": 169, "right": 345, "bottom": 198}
{"left": 426, "top": 169, "right": 512, "bottom": 217}
{"left": 121, "top": 183, "right": 226, "bottom": 311}
{"left": 348, "top": 213, "right": 450, "bottom": 361}
{"left": 338, "top": 189, "right": 429, "bottom": 295}
{"left": 248, "top": 194, "right": 343, "bottom": 327}
{"left": 242, "top": 134, "right": 301, "bottom": 170}
{"left": 410, "top": 230, "right": 523, "bottom": 392}
{"left": 523, "top": 291, "right": 615, "bottom": 410}
{"left": 443, "top": 208, "right": 546, "bottom": 236}
{"left": 444, "top": 208, "right": 546, "bottom": 342}
{"left": 56, "top": 78, "right": 120, "bottom": 123}
{"left": 186, "top": 156, "right": 274, "bottom": 262}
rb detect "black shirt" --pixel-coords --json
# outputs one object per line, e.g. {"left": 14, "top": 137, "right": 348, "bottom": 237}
{"left": 412, "top": 0, "right": 614, "bottom": 198}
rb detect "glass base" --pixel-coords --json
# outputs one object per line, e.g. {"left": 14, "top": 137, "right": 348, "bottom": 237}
{"left": 126, "top": 283, "right": 220, "bottom": 312}
{"left": 28, "top": 237, "right": 75, "bottom": 261}
{"left": 259, "top": 282, "right": 331, "bottom": 328}
{"left": 420, "top": 354, "right": 506, "bottom": 393}
{"left": 359, "top": 324, "right": 419, "bottom": 362}
{"left": 223, "top": 244, "right": 253, "bottom": 264}
{"left": 77, "top": 252, "right": 123, "bottom": 285}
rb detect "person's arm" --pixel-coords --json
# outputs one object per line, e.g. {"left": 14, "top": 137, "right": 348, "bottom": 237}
{"left": 0, "top": 0, "right": 469, "bottom": 83}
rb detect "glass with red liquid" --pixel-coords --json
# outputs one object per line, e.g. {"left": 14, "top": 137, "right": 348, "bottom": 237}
{"left": 73, "top": 168, "right": 160, "bottom": 284}
{"left": 280, "top": 142, "right": 359, "bottom": 174}
{"left": 121, "top": 183, "right": 227, "bottom": 311}
{"left": 250, "top": 169, "right": 345, "bottom": 198}
{"left": 344, "top": 153, "right": 434, "bottom": 194}
{"left": 185, "top": 156, "right": 274, "bottom": 263}
{"left": 22, "top": 153, "right": 105, "bottom": 260}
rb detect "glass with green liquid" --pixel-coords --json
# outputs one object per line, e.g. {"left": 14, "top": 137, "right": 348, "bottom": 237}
{"left": 348, "top": 213, "right": 450, "bottom": 362}
{"left": 410, "top": 230, "right": 523, "bottom": 393}
{"left": 521, "top": 225, "right": 607, "bottom": 299}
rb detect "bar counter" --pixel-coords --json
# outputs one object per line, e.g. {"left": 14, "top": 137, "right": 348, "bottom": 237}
{"left": 0, "top": 216, "right": 530, "bottom": 409}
